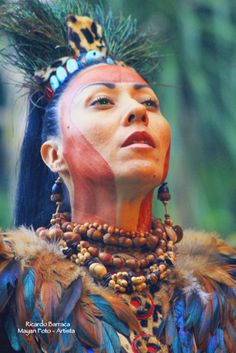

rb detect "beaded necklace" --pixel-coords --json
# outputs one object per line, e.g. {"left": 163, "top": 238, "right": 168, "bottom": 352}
{"left": 37, "top": 213, "right": 183, "bottom": 294}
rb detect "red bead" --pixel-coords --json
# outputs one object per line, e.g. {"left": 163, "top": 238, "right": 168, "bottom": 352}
{"left": 92, "top": 230, "right": 103, "bottom": 241}
{"left": 80, "top": 241, "right": 90, "bottom": 248}
{"left": 126, "top": 259, "right": 139, "bottom": 268}
{"left": 103, "top": 233, "right": 118, "bottom": 245}
{"left": 133, "top": 237, "right": 147, "bottom": 247}
{"left": 99, "top": 252, "right": 113, "bottom": 265}
{"left": 88, "top": 247, "right": 99, "bottom": 257}
{"left": 146, "top": 236, "right": 158, "bottom": 249}
{"left": 112, "top": 257, "right": 125, "bottom": 268}
{"left": 48, "top": 228, "right": 63, "bottom": 240}
{"left": 63, "top": 232, "right": 75, "bottom": 241}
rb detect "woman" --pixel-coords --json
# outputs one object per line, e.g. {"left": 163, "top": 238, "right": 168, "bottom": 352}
{"left": 0, "top": 1, "right": 235, "bottom": 353}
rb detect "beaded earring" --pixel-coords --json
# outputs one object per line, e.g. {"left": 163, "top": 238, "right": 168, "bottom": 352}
{"left": 50, "top": 176, "right": 64, "bottom": 212}
{"left": 157, "top": 182, "right": 183, "bottom": 243}
{"left": 157, "top": 182, "right": 172, "bottom": 225}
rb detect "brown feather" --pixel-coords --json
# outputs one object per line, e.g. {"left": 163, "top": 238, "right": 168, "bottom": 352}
{"left": 40, "top": 280, "right": 61, "bottom": 322}
{"left": 75, "top": 301, "right": 103, "bottom": 348}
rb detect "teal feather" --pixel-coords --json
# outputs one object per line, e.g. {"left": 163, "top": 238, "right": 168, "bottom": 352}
{"left": 101, "top": 321, "right": 121, "bottom": 353}
{"left": 184, "top": 295, "right": 202, "bottom": 330}
{"left": 0, "top": 260, "right": 20, "bottom": 311}
{"left": 89, "top": 294, "right": 129, "bottom": 337}
{"left": 4, "top": 314, "right": 22, "bottom": 351}
{"left": 23, "top": 268, "right": 35, "bottom": 313}
{"left": 71, "top": 337, "right": 86, "bottom": 353}
{"left": 0, "top": 0, "right": 160, "bottom": 90}
{"left": 172, "top": 334, "right": 181, "bottom": 353}
{"left": 58, "top": 314, "right": 74, "bottom": 351}
{"left": 31, "top": 307, "right": 49, "bottom": 345}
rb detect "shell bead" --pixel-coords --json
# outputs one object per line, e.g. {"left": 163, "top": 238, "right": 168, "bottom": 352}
{"left": 56, "top": 66, "right": 68, "bottom": 82}
{"left": 89, "top": 263, "right": 107, "bottom": 278}
{"left": 66, "top": 58, "right": 78, "bottom": 73}
{"left": 85, "top": 50, "right": 103, "bottom": 65}
{"left": 49, "top": 75, "right": 59, "bottom": 90}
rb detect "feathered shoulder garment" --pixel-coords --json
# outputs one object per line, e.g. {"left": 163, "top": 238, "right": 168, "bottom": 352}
{"left": 0, "top": 228, "right": 235, "bottom": 353}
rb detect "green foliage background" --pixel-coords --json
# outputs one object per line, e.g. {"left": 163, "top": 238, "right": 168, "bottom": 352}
{"left": 0, "top": 0, "right": 235, "bottom": 244}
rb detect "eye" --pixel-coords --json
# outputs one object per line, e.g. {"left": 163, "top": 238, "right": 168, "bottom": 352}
{"left": 142, "top": 98, "right": 159, "bottom": 109}
{"left": 90, "top": 96, "right": 114, "bottom": 107}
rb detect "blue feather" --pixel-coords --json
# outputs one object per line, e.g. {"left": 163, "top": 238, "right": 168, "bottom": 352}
{"left": 166, "top": 309, "right": 177, "bottom": 345}
{"left": 31, "top": 307, "right": 49, "bottom": 345}
{"left": 4, "top": 314, "right": 22, "bottom": 351}
{"left": 196, "top": 302, "right": 212, "bottom": 343}
{"left": 0, "top": 260, "right": 20, "bottom": 311}
{"left": 211, "top": 291, "right": 220, "bottom": 331}
{"left": 56, "top": 277, "right": 82, "bottom": 322}
{"left": 23, "top": 268, "right": 35, "bottom": 313}
{"left": 172, "top": 334, "right": 181, "bottom": 353}
{"left": 174, "top": 298, "right": 193, "bottom": 353}
{"left": 184, "top": 295, "right": 202, "bottom": 329}
{"left": 89, "top": 294, "right": 129, "bottom": 337}
{"left": 101, "top": 321, "right": 121, "bottom": 353}
{"left": 206, "top": 334, "right": 218, "bottom": 353}
{"left": 58, "top": 314, "right": 74, "bottom": 351}
{"left": 155, "top": 319, "right": 165, "bottom": 338}
{"left": 216, "top": 328, "right": 226, "bottom": 351}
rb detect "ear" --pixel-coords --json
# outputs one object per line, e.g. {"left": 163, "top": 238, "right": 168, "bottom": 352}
{"left": 40, "top": 140, "right": 68, "bottom": 173}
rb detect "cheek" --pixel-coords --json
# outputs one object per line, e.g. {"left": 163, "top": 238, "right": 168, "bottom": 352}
{"left": 156, "top": 118, "right": 171, "bottom": 182}
{"left": 61, "top": 116, "right": 115, "bottom": 183}
{"left": 161, "top": 143, "right": 171, "bottom": 182}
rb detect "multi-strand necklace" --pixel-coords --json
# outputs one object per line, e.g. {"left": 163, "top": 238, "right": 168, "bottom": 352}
{"left": 37, "top": 212, "right": 183, "bottom": 294}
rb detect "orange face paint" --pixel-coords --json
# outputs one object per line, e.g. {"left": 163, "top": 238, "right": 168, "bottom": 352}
{"left": 58, "top": 64, "right": 171, "bottom": 229}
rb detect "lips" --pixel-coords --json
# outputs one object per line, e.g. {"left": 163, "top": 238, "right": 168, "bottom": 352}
{"left": 121, "top": 131, "right": 156, "bottom": 148}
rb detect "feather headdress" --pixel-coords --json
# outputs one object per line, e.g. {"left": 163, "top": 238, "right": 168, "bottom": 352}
{"left": 0, "top": 0, "right": 160, "bottom": 93}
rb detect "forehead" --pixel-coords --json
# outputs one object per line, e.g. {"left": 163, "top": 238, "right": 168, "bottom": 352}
{"left": 65, "top": 64, "right": 148, "bottom": 95}
{"left": 59, "top": 65, "right": 149, "bottom": 114}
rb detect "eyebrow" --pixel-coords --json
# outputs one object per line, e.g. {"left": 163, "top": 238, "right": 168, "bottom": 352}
{"left": 85, "top": 82, "right": 116, "bottom": 89}
{"left": 133, "top": 84, "right": 149, "bottom": 90}
{"left": 80, "top": 82, "right": 151, "bottom": 93}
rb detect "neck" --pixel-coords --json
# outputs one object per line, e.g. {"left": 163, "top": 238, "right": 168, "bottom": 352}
{"left": 70, "top": 182, "right": 153, "bottom": 232}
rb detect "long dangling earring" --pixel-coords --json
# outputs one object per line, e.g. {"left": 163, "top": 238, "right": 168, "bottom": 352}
{"left": 50, "top": 176, "right": 64, "bottom": 212}
{"left": 157, "top": 182, "right": 183, "bottom": 243}
{"left": 157, "top": 182, "right": 172, "bottom": 225}
{"left": 50, "top": 176, "right": 64, "bottom": 226}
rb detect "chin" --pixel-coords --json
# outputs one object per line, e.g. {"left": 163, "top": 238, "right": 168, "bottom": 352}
{"left": 115, "top": 160, "right": 163, "bottom": 187}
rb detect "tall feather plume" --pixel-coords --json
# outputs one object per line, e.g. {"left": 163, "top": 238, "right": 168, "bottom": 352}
{"left": 0, "top": 0, "right": 160, "bottom": 91}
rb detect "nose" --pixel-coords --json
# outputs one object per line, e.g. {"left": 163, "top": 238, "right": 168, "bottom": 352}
{"left": 122, "top": 102, "right": 149, "bottom": 126}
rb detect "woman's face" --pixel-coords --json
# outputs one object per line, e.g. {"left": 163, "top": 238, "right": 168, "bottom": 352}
{"left": 58, "top": 64, "right": 171, "bottom": 194}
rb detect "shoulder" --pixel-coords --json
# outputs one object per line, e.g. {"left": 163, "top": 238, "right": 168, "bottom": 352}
{"left": 162, "top": 229, "right": 236, "bottom": 353}
{"left": 0, "top": 228, "right": 138, "bottom": 353}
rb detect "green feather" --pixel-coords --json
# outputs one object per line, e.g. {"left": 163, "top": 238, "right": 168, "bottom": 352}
{"left": 0, "top": 0, "right": 160, "bottom": 91}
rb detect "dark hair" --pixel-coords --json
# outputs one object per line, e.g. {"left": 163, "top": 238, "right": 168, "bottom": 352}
{"left": 14, "top": 75, "right": 76, "bottom": 229}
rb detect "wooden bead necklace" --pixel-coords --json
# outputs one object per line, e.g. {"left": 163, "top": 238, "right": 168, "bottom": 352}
{"left": 37, "top": 212, "right": 183, "bottom": 294}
